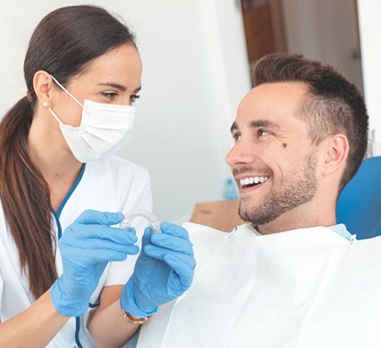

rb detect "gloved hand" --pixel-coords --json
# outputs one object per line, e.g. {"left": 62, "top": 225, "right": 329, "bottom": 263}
{"left": 120, "top": 222, "right": 196, "bottom": 318}
{"left": 51, "top": 210, "right": 139, "bottom": 317}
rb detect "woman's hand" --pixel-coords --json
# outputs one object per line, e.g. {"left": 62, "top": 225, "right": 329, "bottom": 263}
{"left": 50, "top": 210, "right": 139, "bottom": 317}
{"left": 120, "top": 223, "right": 196, "bottom": 318}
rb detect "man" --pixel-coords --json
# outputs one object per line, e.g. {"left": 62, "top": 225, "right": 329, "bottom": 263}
{"left": 136, "top": 54, "right": 380, "bottom": 347}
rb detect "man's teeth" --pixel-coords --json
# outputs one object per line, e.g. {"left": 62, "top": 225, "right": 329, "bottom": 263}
{"left": 239, "top": 176, "right": 269, "bottom": 187}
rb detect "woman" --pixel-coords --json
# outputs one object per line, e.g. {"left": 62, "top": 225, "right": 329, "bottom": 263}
{"left": 0, "top": 5, "right": 195, "bottom": 347}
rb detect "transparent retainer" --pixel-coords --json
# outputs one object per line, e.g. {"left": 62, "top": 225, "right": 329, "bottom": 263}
{"left": 119, "top": 210, "right": 161, "bottom": 233}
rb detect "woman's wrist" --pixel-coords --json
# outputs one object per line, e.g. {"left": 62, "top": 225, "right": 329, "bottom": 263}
{"left": 121, "top": 308, "right": 151, "bottom": 325}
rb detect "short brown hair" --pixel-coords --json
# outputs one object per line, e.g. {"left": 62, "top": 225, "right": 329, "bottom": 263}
{"left": 253, "top": 53, "right": 368, "bottom": 191}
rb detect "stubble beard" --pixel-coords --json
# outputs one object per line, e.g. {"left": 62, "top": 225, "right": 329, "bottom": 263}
{"left": 239, "top": 151, "right": 318, "bottom": 226}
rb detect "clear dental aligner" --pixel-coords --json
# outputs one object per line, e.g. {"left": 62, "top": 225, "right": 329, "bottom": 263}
{"left": 119, "top": 210, "right": 161, "bottom": 233}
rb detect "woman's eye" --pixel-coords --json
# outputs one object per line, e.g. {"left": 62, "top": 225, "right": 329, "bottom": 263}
{"left": 131, "top": 94, "right": 140, "bottom": 103}
{"left": 101, "top": 92, "right": 117, "bottom": 100}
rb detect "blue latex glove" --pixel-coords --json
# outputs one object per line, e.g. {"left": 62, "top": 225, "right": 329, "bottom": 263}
{"left": 51, "top": 210, "right": 139, "bottom": 317}
{"left": 120, "top": 222, "right": 196, "bottom": 318}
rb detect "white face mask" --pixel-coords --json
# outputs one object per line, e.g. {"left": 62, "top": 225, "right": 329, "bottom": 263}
{"left": 47, "top": 76, "right": 136, "bottom": 163}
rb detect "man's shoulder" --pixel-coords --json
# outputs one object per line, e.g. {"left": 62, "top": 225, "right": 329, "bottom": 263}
{"left": 183, "top": 222, "right": 256, "bottom": 240}
{"left": 182, "top": 222, "right": 256, "bottom": 266}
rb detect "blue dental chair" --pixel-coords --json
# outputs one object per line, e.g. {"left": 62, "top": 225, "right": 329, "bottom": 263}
{"left": 336, "top": 156, "right": 381, "bottom": 239}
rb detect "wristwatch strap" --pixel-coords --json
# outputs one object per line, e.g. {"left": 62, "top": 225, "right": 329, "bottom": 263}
{"left": 121, "top": 309, "right": 151, "bottom": 325}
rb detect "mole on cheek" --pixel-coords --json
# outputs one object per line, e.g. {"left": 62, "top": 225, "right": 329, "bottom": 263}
{"left": 282, "top": 143, "right": 287, "bottom": 148}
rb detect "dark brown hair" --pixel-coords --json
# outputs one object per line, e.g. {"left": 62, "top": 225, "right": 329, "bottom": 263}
{"left": 0, "top": 5, "right": 136, "bottom": 299}
{"left": 253, "top": 53, "right": 369, "bottom": 192}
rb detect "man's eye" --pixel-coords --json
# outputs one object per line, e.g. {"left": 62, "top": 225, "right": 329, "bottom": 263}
{"left": 232, "top": 133, "right": 241, "bottom": 142}
{"left": 258, "top": 129, "right": 270, "bottom": 137}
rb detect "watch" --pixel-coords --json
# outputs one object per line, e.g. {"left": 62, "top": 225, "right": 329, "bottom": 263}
{"left": 121, "top": 309, "right": 150, "bottom": 325}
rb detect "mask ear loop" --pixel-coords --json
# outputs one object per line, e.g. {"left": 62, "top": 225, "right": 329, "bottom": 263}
{"left": 119, "top": 210, "right": 161, "bottom": 233}
{"left": 50, "top": 75, "right": 84, "bottom": 108}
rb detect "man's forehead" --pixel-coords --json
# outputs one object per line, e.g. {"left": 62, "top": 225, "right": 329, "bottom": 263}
{"left": 244, "top": 81, "right": 309, "bottom": 102}
{"left": 232, "top": 82, "right": 309, "bottom": 131}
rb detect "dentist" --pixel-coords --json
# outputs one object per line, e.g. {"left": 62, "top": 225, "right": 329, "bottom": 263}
{"left": 0, "top": 5, "right": 195, "bottom": 348}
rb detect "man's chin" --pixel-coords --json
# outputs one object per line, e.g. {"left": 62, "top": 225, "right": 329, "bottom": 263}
{"left": 238, "top": 204, "right": 280, "bottom": 226}
{"left": 238, "top": 205, "right": 255, "bottom": 224}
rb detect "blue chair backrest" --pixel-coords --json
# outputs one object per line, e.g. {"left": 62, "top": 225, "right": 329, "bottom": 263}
{"left": 337, "top": 156, "right": 381, "bottom": 239}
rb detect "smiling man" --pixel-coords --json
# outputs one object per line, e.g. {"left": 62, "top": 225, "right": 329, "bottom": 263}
{"left": 136, "top": 54, "right": 381, "bottom": 347}
{"left": 226, "top": 54, "right": 367, "bottom": 235}
{"left": 228, "top": 82, "right": 320, "bottom": 232}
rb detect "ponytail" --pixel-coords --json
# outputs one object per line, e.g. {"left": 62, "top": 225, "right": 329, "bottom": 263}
{"left": 0, "top": 97, "right": 57, "bottom": 299}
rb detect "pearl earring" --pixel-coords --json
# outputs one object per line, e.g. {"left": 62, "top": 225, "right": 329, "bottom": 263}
{"left": 42, "top": 101, "right": 49, "bottom": 108}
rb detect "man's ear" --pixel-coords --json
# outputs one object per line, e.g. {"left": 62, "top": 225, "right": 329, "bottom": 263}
{"left": 33, "top": 70, "right": 55, "bottom": 108}
{"left": 321, "top": 133, "right": 349, "bottom": 176}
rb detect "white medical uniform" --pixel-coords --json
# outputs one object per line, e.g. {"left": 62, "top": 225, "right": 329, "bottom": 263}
{"left": 0, "top": 157, "right": 152, "bottom": 348}
{"left": 138, "top": 222, "right": 381, "bottom": 348}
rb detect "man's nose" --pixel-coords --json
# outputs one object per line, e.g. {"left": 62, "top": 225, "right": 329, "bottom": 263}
{"left": 225, "top": 141, "right": 255, "bottom": 167}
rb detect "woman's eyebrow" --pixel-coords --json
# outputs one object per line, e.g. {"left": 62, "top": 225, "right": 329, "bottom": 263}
{"left": 97, "top": 83, "right": 142, "bottom": 95}
{"left": 97, "top": 82, "right": 127, "bottom": 91}
{"left": 133, "top": 86, "right": 142, "bottom": 94}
